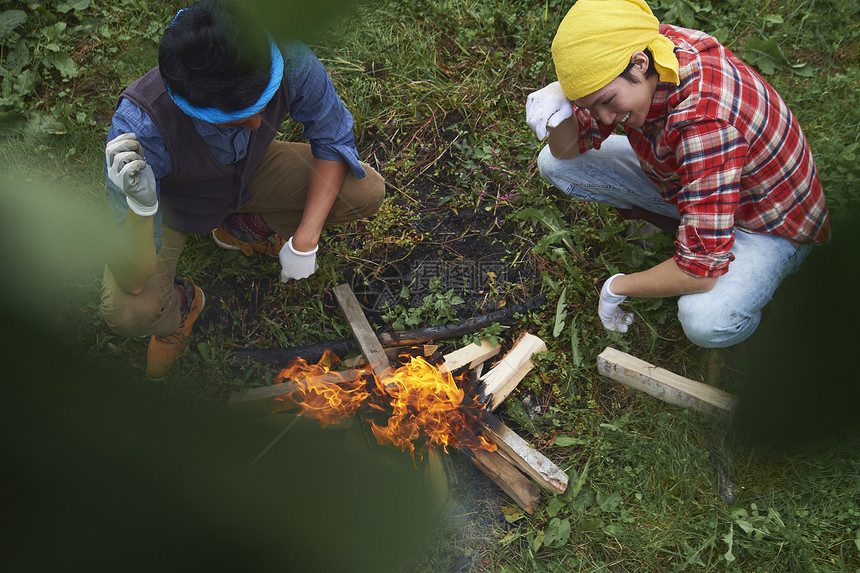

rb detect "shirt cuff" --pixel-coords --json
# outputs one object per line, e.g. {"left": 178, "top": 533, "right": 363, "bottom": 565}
{"left": 573, "top": 108, "right": 597, "bottom": 154}
{"left": 310, "top": 142, "right": 367, "bottom": 178}
{"left": 673, "top": 224, "right": 735, "bottom": 277}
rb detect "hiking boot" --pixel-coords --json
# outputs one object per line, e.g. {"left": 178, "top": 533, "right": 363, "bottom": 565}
{"left": 146, "top": 277, "right": 205, "bottom": 380}
{"left": 212, "top": 226, "right": 286, "bottom": 257}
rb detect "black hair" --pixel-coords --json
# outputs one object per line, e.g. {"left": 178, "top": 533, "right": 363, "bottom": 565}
{"left": 158, "top": 0, "right": 272, "bottom": 112}
{"left": 618, "top": 48, "right": 658, "bottom": 83}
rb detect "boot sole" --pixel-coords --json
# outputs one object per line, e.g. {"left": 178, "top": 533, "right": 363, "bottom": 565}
{"left": 212, "top": 230, "right": 243, "bottom": 251}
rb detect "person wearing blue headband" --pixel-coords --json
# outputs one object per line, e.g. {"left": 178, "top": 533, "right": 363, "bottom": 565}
{"left": 102, "top": 0, "right": 385, "bottom": 379}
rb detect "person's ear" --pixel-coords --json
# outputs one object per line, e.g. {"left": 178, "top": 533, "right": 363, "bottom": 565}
{"left": 630, "top": 50, "right": 650, "bottom": 74}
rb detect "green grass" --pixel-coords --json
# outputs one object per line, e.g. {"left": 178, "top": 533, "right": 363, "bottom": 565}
{"left": 2, "top": 0, "right": 859, "bottom": 571}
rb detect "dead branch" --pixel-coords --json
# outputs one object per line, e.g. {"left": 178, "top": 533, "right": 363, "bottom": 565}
{"left": 231, "top": 294, "right": 546, "bottom": 366}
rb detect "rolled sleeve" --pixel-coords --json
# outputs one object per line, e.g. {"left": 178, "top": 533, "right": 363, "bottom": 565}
{"left": 573, "top": 106, "right": 615, "bottom": 154}
{"left": 282, "top": 41, "right": 366, "bottom": 178}
{"left": 674, "top": 224, "right": 735, "bottom": 276}
{"left": 670, "top": 119, "right": 747, "bottom": 276}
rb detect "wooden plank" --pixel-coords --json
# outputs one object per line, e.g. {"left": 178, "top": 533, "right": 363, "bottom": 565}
{"left": 468, "top": 448, "right": 540, "bottom": 515}
{"left": 597, "top": 347, "right": 738, "bottom": 421}
{"left": 480, "top": 333, "right": 547, "bottom": 411}
{"left": 441, "top": 339, "right": 501, "bottom": 373}
{"left": 332, "top": 283, "right": 390, "bottom": 378}
{"left": 479, "top": 413, "right": 568, "bottom": 494}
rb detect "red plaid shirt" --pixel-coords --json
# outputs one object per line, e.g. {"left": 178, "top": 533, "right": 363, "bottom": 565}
{"left": 574, "top": 25, "right": 830, "bottom": 277}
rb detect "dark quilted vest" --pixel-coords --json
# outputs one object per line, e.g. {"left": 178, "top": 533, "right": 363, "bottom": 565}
{"left": 119, "top": 67, "right": 290, "bottom": 234}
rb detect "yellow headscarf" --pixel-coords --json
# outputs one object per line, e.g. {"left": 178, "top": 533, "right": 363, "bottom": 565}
{"left": 551, "top": 0, "right": 680, "bottom": 101}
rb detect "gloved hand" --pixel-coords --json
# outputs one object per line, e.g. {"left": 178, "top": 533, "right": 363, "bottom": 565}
{"left": 279, "top": 237, "right": 318, "bottom": 282}
{"left": 106, "top": 132, "right": 158, "bottom": 217}
{"left": 598, "top": 273, "right": 634, "bottom": 333}
{"left": 526, "top": 81, "right": 574, "bottom": 141}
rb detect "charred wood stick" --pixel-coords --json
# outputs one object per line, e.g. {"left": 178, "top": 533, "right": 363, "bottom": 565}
{"left": 375, "top": 293, "right": 545, "bottom": 345}
{"left": 231, "top": 294, "right": 547, "bottom": 366}
{"left": 231, "top": 338, "right": 358, "bottom": 366}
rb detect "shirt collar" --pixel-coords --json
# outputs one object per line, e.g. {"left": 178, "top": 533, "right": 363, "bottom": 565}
{"left": 645, "top": 81, "right": 671, "bottom": 126}
{"left": 191, "top": 116, "right": 243, "bottom": 137}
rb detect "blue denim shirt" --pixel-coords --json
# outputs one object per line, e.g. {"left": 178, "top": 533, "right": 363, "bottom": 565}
{"left": 105, "top": 40, "right": 364, "bottom": 251}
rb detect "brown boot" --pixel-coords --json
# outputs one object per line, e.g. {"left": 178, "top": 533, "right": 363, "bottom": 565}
{"left": 146, "top": 277, "right": 205, "bottom": 380}
{"left": 212, "top": 226, "right": 286, "bottom": 257}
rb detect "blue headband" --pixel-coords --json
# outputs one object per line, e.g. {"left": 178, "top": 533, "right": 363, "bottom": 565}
{"left": 165, "top": 9, "right": 284, "bottom": 124}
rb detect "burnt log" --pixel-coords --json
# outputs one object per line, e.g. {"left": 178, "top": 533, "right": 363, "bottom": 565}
{"left": 231, "top": 294, "right": 546, "bottom": 366}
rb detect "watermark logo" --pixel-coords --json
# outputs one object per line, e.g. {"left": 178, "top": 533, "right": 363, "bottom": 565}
{"left": 349, "top": 260, "right": 508, "bottom": 312}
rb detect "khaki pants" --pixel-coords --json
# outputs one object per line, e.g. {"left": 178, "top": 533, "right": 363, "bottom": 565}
{"left": 102, "top": 141, "right": 385, "bottom": 338}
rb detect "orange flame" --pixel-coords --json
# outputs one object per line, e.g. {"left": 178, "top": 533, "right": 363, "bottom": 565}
{"left": 272, "top": 350, "right": 369, "bottom": 427}
{"left": 273, "top": 350, "right": 496, "bottom": 458}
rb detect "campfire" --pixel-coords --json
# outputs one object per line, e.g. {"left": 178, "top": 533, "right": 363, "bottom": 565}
{"left": 270, "top": 350, "right": 497, "bottom": 459}
{"left": 231, "top": 282, "right": 744, "bottom": 511}
{"left": 229, "top": 284, "right": 569, "bottom": 514}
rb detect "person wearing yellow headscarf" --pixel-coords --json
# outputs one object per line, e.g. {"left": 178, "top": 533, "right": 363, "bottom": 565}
{"left": 552, "top": 0, "right": 679, "bottom": 101}
{"left": 526, "top": 0, "right": 829, "bottom": 348}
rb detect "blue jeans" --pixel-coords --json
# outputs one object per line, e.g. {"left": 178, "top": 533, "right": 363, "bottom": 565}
{"left": 537, "top": 135, "right": 811, "bottom": 348}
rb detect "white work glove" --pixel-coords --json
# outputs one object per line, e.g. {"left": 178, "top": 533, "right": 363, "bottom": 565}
{"left": 526, "top": 81, "right": 574, "bottom": 141}
{"left": 279, "top": 237, "right": 318, "bottom": 282}
{"left": 105, "top": 133, "right": 158, "bottom": 217}
{"left": 598, "top": 273, "right": 634, "bottom": 333}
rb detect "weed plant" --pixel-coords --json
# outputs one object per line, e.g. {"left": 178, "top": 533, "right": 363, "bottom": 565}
{"left": 1, "top": 0, "right": 859, "bottom": 571}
